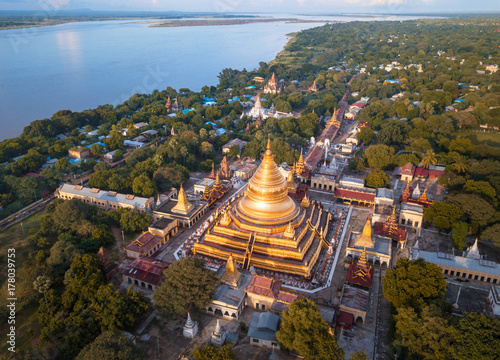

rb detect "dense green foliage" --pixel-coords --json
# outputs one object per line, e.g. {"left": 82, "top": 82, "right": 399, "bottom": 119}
{"left": 276, "top": 298, "right": 344, "bottom": 360}
{"left": 193, "top": 344, "right": 236, "bottom": 360}
{"left": 153, "top": 258, "right": 219, "bottom": 317}
{"left": 75, "top": 331, "right": 143, "bottom": 360}
{"left": 382, "top": 258, "right": 447, "bottom": 310}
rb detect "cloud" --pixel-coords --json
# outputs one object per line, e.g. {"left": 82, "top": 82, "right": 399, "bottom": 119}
{"left": 368, "top": 0, "right": 406, "bottom": 5}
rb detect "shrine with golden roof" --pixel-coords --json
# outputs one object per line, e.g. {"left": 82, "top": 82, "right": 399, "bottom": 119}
{"left": 192, "top": 139, "right": 332, "bottom": 279}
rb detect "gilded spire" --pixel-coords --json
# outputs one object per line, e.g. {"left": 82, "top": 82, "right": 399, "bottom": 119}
{"left": 284, "top": 222, "right": 295, "bottom": 238}
{"left": 356, "top": 216, "right": 374, "bottom": 248}
{"left": 300, "top": 194, "right": 310, "bottom": 209}
{"left": 172, "top": 184, "right": 194, "bottom": 214}
{"left": 237, "top": 138, "right": 298, "bottom": 224}
{"left": 221, "top": 252, "right": 241, "bottom": 288}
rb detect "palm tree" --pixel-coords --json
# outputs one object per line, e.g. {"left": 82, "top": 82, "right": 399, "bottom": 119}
{"left": 33, "top": 275, "right": 52, "bottom": 307}
{"left": 452, "top": 154, "right": 470, "bottom": 174}
{"left": 420, "top": 149, "right": 437, "bottom": 169}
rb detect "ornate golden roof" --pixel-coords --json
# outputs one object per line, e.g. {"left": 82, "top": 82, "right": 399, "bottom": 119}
{"left": 356, "top": 216, "right": 374, "bottom": 248}
{"left": 172, "top": 184, "right": 194, "bottom": 214}
{"left": 237, "top": 138, "right": 298, "bottom": 224}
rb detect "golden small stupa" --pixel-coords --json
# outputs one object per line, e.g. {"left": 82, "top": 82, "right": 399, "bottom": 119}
{"left": 193, "top": 137, "right": 331, "bottom": 278}
{"left": 171, "top": 184, "right": 194, "bottom": 214}
{"left": 221, "top": 252, "right": 242, "bottom": 288}
{"left": 355, "top": 217, "right": 374, "bottom": 248}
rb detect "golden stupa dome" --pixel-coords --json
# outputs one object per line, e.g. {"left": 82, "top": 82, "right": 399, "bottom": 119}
{"left": 237, "top": 138, "right": 299, "bottom": 224}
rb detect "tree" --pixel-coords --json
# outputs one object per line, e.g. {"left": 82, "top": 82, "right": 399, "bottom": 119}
{"left": 153, "top": 258, "right": 219, "bottom": 317}
{"left": 348, "top": 157, "right": 365, "bottom": 172}
{"left": 463, "top": 180, "right": 497, "bottom": 206}
{"left": 382, "top": 258, "right": 447, "bottom": 309}
{"left": 54, "top": 157, "right": 71, "bottom": 172}
{"left": 481, "top": 224, "right": 500, "bottom": 247}
{"left": 356, "top": 127, "right": 375, "bottom": 145}
{"left": 53, "top": 199, "right": 91, "bottom": 231}
{"left": 132, "top": 174, "right": 156, "bottom": 197}
{"left": 90, "top": 144, "right": 105, "bottom": 156}
{"left": 449, "top": 194, "right": 496, "bottom": 230}
{"left": 33, "top": 275, "right": 52, "bottom": 306}
{"left": 395, "top": 305, "right": 453, "bottom": 360}
{"left": 364, "top": 144, "right": 395, "bottom": 169}
{"left": 451, "top": 312, "right": 500, "bottom": 360}
{"left": 365, "top": 169, "right": 390, "bottom": 188}
{"left": 105, "top": 131, "right": 124, "bottom": 151}
{"left": 276, "top": 298, "right": 344, "bottom": 360}
{"left": 451, "top": 222, "right": 468, "bottom": 251}
{"left": 75, "top": 331, "right": 142, "bottom": 360}
{"left": 421, "top": 149, "right": 437, "bottom": 169}
{"left": 423, "top": 201, "right": 463, "bottom": 232}
{"left": 350, "top": 351, "right": 370, "bottom": 360}
{"left": 451, "top": 154, "right": 470, "bottom": 174}
{"left": 200, "top": 141, "right": 214, "bottom": 159}
{"left": 113, "top": 149, "right": 124, "bottom": 162}
{"left": 377, "top": 121, "right": 407, "bottom": 147}
{"left": 153, "top": 167, "right": 184, "bottom": 191}
{"left": 46, "top": 240, "right": 81, "bottom": 276}
{"left": 193, "top": 344, "right": 236, "bottom": 360}
{"left": 227, "top": 144, "right": 240, "bottom": 158}
{"left": 119, "top": 211, "right": 151, "bottom": 233}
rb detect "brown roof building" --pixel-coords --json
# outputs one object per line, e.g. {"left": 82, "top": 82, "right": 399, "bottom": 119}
{"left": 122, "top": 257, "right": 169, "bottom": 290}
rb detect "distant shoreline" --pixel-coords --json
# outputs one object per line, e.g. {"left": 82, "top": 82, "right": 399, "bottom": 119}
{"left": 149, "top": 18, "right": 332, "bottom": 28}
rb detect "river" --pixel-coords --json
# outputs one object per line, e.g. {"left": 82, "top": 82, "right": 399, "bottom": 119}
{"left": 0, "top": 14, "right": 428, "bottom": 140}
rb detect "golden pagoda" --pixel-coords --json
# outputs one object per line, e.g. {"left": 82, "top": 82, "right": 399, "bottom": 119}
{"left": 172, "top": 184, "right": 194, "bottom": 214}
{"left": 401, "top": 181, "right": 411, "bottom": 202}
{"left": 221, "top": 252, "right": 243, "bottom": 288}
{"left": 295, "top": 149, "right": 306, "bottom": 176}
{"left": 385, "top": 207, "right": 398, "bottom": 240}
{"left": 355, "top": 217, "right": 374, "bottom": 248}
{"left": 193, "top": 138, "right": 331, "bottom": 278}
{"left": 165, "top": 96, "right": 172, "bottom": 112}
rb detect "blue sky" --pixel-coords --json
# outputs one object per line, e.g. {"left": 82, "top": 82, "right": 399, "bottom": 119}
{"left": 0, "top": 0, "right": 498, "bottom": 13}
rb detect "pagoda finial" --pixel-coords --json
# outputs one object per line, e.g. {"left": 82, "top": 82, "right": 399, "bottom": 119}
{"left": 358, "top": 247, "right": 368, "bottom": 269}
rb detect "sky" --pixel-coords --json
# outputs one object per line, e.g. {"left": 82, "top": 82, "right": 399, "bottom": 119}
{"left": 0, "top": 0, "right": 498, "bottom": 14}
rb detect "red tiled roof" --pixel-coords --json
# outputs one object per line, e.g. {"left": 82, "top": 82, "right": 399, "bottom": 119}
{"left": 414, "top": 168, "right": 429, "bottom": 177}
{"left": 21, "top": 172, "right": 41, "bottom": 178}
{"left": 401, "top": 163, "right": 415, "bottom": 176}
{"left": 335, "top": 188, "right": 375, "bottom": 202}
{"left": 277, "top": 290, "right": 299, "bottom": 304}
{"left": 125, "top": 232, "right": 162, "bottom": 255}
{"left": 428, "top": 169, "right": 444, "bottom": 177}
{"left": 373, "top": 222, "right": 406, "bottom": 242}
{"left": 121, "top": 257, "right": 169, "bottom": 286}
{"left": 246, "top": 275, "right": 282, "bottom": 298}
{"left": 352, "top": 102, "right": 367, "bottom": 108}
{"left": 345, "top": 262, "right": 374, "bottom": 288}
{"left": 337, "top": 310, "right": 353, "bottom": 325}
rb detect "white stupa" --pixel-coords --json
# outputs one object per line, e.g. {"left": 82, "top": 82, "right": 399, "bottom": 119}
{"left": 211, "top": 319, "right": 227, "bottom": 347}
{"left": 183, "top": 312, "right": 198, "bottom": 339}
{"left": 465, "top": 238, "right": 481, "bottom": 260}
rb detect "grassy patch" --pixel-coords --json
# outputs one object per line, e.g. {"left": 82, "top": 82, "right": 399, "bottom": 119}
{"left": 0, "top": 209, "right": 47, "bottom": 354}
{"left": 452, "top": 130, "right": 500, "bottom": 147}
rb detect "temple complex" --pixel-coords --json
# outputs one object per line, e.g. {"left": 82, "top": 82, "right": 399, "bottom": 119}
{"left": 373, "top": 207, "right": 407, "bottom": 249}
{"left": 201, "top": 172, "right": 230, "bottom": 206}
{"left": 243, "top": 94, "right": 268, "bottom": 120}
{"left": 400, "top": 182, "right": 432, "bottom": 208}
{"left": 153, "top": 184, "right": 208, "bottom": 228}
{"left": 263, "top": 72, "right": 284, "bottom": 94}
{"left": 192, "top": 139, "right": 332, "bottom": 279}
{"left": 346, "top": 216, "right": 391, "bottom": 267}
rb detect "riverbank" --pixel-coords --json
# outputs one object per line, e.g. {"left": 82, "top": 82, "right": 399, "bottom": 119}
{"left": 149, "top": 18, "right": 330, "bottom": 27}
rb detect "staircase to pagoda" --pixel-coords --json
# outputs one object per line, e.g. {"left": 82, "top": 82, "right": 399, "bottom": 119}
{"left": 243, "top": 233, "right": 256, "bottom": 270}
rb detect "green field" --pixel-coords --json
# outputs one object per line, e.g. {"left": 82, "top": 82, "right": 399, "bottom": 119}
{"left": 452, "top": 130, "right": 500, "bottom": 147}
{"left": 0, "top": 210, "right": 47, "bottom": 354}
